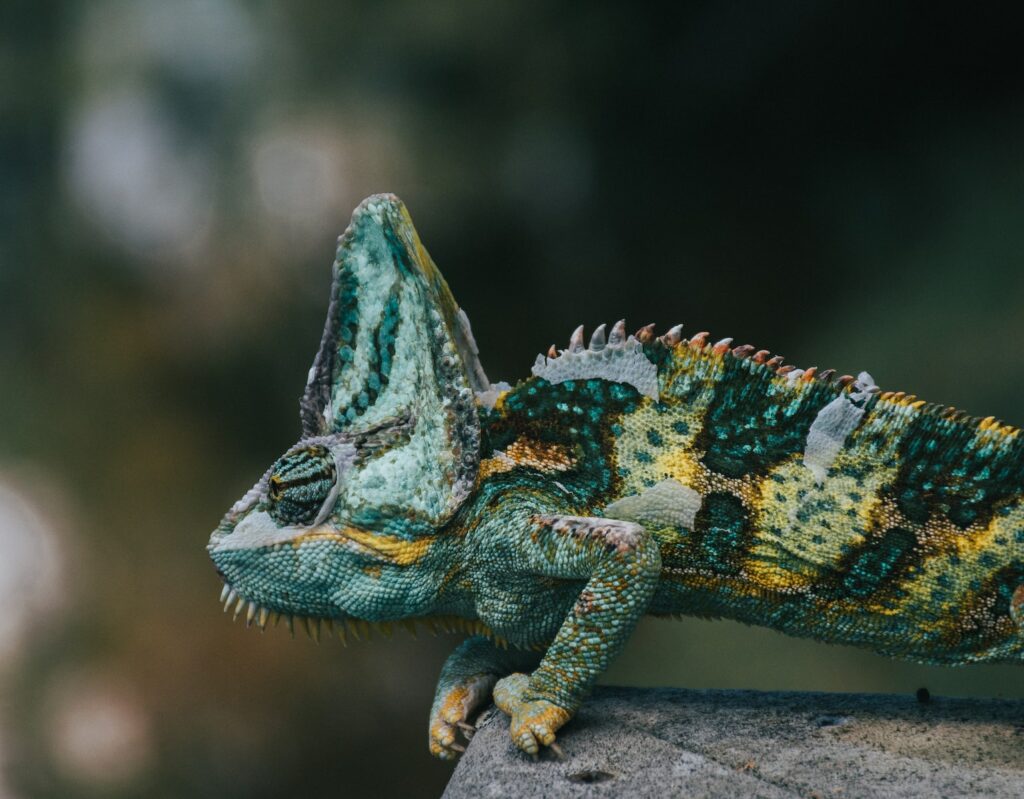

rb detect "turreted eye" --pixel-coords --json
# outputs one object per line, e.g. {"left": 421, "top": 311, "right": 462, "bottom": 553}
{"left": 267, "top": 445, "right": 337, "bottom": 526}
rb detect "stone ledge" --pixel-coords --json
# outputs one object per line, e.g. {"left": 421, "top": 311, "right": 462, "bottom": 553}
{"left": 443, "top": 686, "right": 1024, "bottom": 798}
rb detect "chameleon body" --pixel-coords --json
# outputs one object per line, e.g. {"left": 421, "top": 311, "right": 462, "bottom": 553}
{"left": 209, "top": 194, "right": 1024, "bottom": 758}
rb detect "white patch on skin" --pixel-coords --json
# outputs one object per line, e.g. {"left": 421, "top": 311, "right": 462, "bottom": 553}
{"left": 604, "top": 478, "right": 703, "bottom": 530}
{"left": 212, "top": 511, "right": 308, "bottom": 552}
{"left": 475, "top": 382, "right": 511, "bottom": 409}
{"left": 531, "top": 336, "right": 659, "bottom": 399}
{"left": 803, "top": 371, "right": 877, "bottom": 485}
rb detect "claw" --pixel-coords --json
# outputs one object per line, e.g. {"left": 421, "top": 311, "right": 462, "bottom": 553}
{"left": 449, "top": 742, "right": 466, "bottom": 753}
{"left": 457, "top": 721, "right": 476, "bottom": 739}
{"left": 548, "top": 742, "right": 565, "bottom": 760}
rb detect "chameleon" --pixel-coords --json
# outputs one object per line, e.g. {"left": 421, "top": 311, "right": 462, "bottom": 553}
{"left": 208, "top": 193, "right": 1024, "bottom": 759}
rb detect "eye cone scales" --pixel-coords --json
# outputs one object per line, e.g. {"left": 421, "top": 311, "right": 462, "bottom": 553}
{"left": 267, "top": 445, "right": 337, "bottom": 526}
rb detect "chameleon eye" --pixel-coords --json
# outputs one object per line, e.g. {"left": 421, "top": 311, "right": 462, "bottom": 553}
{"left": 266, "top": 445, "right": 337, "bottom": 526}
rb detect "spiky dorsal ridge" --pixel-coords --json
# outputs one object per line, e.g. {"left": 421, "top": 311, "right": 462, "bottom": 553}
{"left": 535, "top": 321, "right": 1021, "bottom": 440}
{"left": 530, "top": 319, "right": 659, "bottom": 399}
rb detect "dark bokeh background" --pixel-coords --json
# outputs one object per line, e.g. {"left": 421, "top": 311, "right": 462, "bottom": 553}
{"left": 3, "top": 2, "right": 1024, "bottom": 797}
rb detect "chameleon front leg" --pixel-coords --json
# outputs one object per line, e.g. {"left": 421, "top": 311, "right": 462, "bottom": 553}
{"left": 493, "top": 515, "right": 661, "bottom": 756}
{"left": 429, "top": 635, "right": 541, "bottom": 759}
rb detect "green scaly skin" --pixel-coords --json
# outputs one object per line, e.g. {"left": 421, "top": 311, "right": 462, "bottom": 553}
{"left": 209, "top": 194, "right": 1024, "bottom": 759}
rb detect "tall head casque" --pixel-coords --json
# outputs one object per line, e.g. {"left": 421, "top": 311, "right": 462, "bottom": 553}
{"left": 208, "top": 195, "right": 491, "bottom": 624}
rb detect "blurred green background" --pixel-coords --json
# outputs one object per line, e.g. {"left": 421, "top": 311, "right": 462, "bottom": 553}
{"left": 2, "top": 2, "right": 1024, "bottom": 797}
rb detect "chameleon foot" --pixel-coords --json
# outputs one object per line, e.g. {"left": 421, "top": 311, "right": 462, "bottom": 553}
{"left": 428, "top": 673, "right": 496, "bottom": 760}
{"left": 493, "top": 673, "right": 572, "bottom": 756}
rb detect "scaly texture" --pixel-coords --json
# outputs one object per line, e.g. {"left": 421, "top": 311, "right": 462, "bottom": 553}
{"left": 209, "top": 194, "right": 1024, "bottom": 759}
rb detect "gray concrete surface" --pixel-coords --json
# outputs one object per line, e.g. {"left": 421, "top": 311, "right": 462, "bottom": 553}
{"left": 443, "top": 686, "right": 1024, "bottom": 798}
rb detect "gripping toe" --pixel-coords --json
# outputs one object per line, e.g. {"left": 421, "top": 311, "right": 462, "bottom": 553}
{"left": 494, "top": 673, "right": 572, "bottom": 757}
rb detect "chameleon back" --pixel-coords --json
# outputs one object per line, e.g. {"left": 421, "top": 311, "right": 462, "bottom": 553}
{"left": 579, "top": 339, "right": 1024, "bottom": 664}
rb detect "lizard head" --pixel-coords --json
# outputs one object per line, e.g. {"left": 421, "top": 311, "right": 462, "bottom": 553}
{"left": 208, "top": 194, "right": 492, "bottom": 627}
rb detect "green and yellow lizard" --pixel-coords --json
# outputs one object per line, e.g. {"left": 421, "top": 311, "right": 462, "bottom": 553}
{"left": 208, "top": 194, "right": 1024, "bottom": 759}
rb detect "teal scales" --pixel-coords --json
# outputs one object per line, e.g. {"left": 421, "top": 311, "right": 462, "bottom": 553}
{"left": 209, "top": 195, "right": 1024, "bottom": 758}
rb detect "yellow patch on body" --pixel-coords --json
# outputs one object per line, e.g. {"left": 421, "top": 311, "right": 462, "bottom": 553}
{"left": 744, "top": 454, "right": 900, "bottom": 595}
{"left": 613, "top": 347, "right": 725, "bottom": 497}
{"left": 291, "top": 527, "right": 434, "bottom": 566}
{"left": 904, "top": 500, "right": 1024, "bottom": 637}
{"left": 614, "top": 402, "right": 704, "bottom": 495}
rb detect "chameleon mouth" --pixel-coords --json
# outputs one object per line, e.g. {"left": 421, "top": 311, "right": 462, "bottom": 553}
{"left": 209, "top": 511, "right": 437, "bottom": 567}
{"left": 216, "top": 582, "right": 506, "bottom": 645}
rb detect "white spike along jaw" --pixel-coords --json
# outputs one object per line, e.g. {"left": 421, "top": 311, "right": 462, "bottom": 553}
{"left": 220, "top": 583, "right": 298, "bottom": 637}
{"left": 589, "top": 324, "right": 607, "bottom": 351}
{"left": 216, "top": 580, "right": 516, "bottom": 649}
